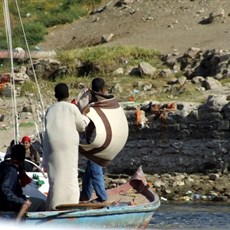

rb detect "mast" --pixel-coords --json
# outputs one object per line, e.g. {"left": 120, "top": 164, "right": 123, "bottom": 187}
{"left": 3, "top": 0, "right": 20, "bottom": 143}
{"left": 2, "top": 0, "right": 46, "bottom": 144}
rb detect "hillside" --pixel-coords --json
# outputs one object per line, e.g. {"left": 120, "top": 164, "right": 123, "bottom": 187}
{"left": 38, "top": 0, "right": 230, "bottom": 55}
{"left": 2, "top": 0, "right": 230, "bottom": 150}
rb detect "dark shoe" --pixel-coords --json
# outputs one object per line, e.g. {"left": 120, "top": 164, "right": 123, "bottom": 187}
{"left": 79, "top": 195, "right": 90, "bottom": 203}
{"left": 90, "top": 198, "right": 107, "bottom": 203}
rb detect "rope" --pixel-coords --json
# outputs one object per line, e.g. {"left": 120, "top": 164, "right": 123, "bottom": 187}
{"left": 24, "top": 159, "right": 47, "bottom": 178}
{"left": 14, "top": 0, "right": 46, "bottom": 134}
{"left": 3, "top": 0, "right": 46, "bottom": 144}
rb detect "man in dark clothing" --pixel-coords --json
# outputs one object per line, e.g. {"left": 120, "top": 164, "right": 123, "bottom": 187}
{"left": 0, "top": 144, "right": 46, "bottom": 212}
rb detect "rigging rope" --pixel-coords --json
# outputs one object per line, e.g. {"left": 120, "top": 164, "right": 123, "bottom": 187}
{"left": 14, "top": 0, "right": 46, "bottom": 136}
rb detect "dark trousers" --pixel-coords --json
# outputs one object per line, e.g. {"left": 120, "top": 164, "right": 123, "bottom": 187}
{"left": 81, "top": 160, "right": 107, "bottom": 202}
{"left": 28, "top": 197, "right": 46, "bottom": 211}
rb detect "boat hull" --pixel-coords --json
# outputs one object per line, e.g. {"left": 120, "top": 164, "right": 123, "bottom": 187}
{"left": 0, "top": 166, "right": 160, "bottom": 229}
{"left": 25, "top": 204, "right": 158, "bottom": 229}
{"left": 1, "top": 202, "right": 159, "bottom": 229}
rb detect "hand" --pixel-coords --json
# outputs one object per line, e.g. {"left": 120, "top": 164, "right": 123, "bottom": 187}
{"left": 23, "top": 199, "right": 31, "bottom": 209}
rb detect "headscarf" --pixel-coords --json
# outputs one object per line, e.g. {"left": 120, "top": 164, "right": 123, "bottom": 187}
{"left": 21, "top": 136, "right": 31, "bottom": 143}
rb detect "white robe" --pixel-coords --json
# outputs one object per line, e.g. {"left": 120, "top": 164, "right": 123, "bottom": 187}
{"left": 43, "top": 101, "right": 89, "bottom": 210}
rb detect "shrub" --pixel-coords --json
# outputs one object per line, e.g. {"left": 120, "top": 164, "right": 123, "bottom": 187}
{"left": 20, "top": 80, "right": 38, "bottom": 96}
{"left": 0, "top": 0, "right": 102, "bottom": 49}
{"left": 12, "top": 22, "right": 47, "bottom": 48}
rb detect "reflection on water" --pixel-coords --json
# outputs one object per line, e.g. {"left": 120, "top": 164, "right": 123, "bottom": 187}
{"left": 149, "top": 202, "right": 230, "bottom": 230}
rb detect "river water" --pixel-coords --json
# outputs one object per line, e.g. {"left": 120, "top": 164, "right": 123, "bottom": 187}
{"left": 148, "top": 202, "right": 230, "bottom": 230}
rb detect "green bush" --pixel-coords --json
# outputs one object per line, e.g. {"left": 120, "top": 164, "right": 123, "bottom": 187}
{"left": 41, "top": 12, "right": 76, "bottom": 27}
{"left": 0, "top": 31, "right": 7, "bottom": 49}
{"left": 0, "top": 0, "right": 102, "bottom": 49}
{"left": 20, "top": 80, "right": 38, "bottom": 96}
{"left": 12, "top": 22, "right": 47, "bottom": 48}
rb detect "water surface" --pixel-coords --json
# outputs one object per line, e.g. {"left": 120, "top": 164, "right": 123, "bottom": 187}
{"left": 149, "top": 202, "right": 230, "bottom": 230}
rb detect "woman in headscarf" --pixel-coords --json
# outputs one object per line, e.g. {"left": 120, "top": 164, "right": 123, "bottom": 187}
{"left": 21, "top": 135, "right": 41, "bottom": 172}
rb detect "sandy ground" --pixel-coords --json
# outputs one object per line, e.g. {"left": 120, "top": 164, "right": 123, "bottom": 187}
{"left": 0, "top": 126, "right": 36, "bottom": 153}
{"left": 38, "top": 0, "right": 230, "bottom": 55}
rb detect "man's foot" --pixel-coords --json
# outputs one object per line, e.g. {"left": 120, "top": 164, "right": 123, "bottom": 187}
{"left": 90, "top": 198, "right": 107, "bottom": 203}
{"left": 79, "top": 195, "right": 91, "bottom": 203}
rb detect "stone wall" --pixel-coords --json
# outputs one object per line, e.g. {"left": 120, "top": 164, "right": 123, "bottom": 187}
{"left": 84, "top": 95, "right": 230, "bottom": 175}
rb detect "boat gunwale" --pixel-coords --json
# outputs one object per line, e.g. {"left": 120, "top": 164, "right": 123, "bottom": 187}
{"left": 26, "top": 193, "right": 160, "bottom": 219}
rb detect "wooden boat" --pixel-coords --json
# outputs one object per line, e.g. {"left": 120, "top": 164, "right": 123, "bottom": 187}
{"left": 0, "top": 166, "right": 160, "bottom": 229}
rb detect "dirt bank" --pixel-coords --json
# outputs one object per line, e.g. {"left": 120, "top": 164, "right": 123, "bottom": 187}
{"left": 39, "top": 0, "right": 230, "bottom": 55}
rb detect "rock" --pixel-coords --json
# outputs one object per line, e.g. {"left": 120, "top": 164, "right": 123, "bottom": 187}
{"left": 101, "top": 33, "right": 115, "bottom": 43}
{"left": 203, "top": 77, "right": 222, "bottom": 90}
{"left": 138, "top": 62, "right": 157, "bottom": 76}
{"left": 209, "top": 173, "right": 219, "bottom": 181}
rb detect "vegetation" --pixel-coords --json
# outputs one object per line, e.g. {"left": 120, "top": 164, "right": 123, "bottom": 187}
{"left": 58, "top": 46, "right": 163, "bottom": 72}
{"left": 0, "top": 0, "right": 102, "bottom": 49}
{"left": 14, "top": 45, "right": 206, "bottom": 103}
{"left": 19, "top": 122, "right": 34, "bottom": 128}
{"left": 20, "top": 79, "right": 38, "bottom": 96}
{"left": 0, "top": 1, "right": 208, "bottom": 104}
{"left": 56, "top": 46, "right": 207, "bottom": 103}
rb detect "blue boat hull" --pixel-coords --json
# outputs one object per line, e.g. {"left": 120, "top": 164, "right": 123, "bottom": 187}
{"left": 0, "top": 166, "right": 160, "bottom": 229}
{"left": 25, "top": 205, "right": 158, "bottom": 229}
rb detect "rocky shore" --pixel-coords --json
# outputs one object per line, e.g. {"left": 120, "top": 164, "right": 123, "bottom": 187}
{"left": 1, "top": 94, "right": 230, "bottom": 204}
{"left": 104, "top": 170, "right": 230, "bottom": 204}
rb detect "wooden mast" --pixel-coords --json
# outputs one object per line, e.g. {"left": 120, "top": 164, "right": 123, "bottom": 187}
{"left": 2, "top": 0, "right": 46, "bottom": 144}
{"left": 3, "top": 0, "right": 20, "bottom": 143}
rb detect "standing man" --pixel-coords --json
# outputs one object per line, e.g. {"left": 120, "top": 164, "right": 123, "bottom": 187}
{"left": 43, "top": 83, "right": 90, "bottom": 210}
{"left": 79, "top": 77, "right": 108, "bottom": 203}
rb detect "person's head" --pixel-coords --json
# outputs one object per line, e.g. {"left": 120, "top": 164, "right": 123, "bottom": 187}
{"left": 21, "top": 136, "right": 31, "bottom": 150}
{"left": 11, "top": 144, "right": 26, "bottom": 164}
{"left": 55, "top": 83, "right": 69, "bottom": 101}
{"left": 91, "top": 77, "right": 106, "bottom": 94}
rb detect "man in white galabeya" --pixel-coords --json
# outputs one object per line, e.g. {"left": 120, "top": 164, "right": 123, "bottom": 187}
{"left": 43, "top": 83, "right": 90, "bottom": 210}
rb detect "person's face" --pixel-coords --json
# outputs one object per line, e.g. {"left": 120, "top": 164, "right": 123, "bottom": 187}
{"left": 23, "top": 141, "right": 30, "bottom": 150}
{"left": 102, "top": 87, "right": 108, "bottom": 94}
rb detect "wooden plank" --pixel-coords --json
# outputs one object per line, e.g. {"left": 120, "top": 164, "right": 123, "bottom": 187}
{"left": 56, "top": 202, "right": 112, "bottom": 210}
{"left": 16, "top": 203, "right": 29, "bottom": 223}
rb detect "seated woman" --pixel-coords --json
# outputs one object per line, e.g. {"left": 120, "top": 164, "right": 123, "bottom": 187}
{"left": 21, "top": 136, "right": 41, "bottom": 172}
